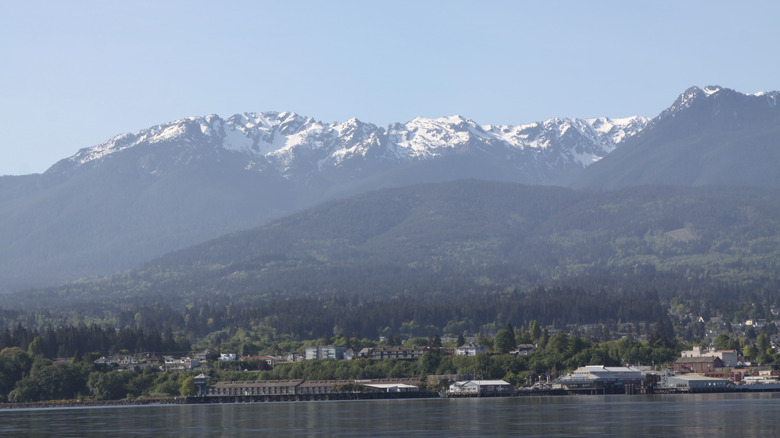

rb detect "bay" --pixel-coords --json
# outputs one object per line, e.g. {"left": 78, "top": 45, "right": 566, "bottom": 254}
{"left": 1, "top": 393, "right": 779, "bottom": 437}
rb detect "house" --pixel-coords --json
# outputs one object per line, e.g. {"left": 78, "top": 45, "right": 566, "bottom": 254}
{"left": 162, "top": 356, "right": 200, "bottom": 371}
{"left": 218, "top": 353, "right": 237, "bottom": 362}
{"left": 255, "top": 355, "right": 281, "bottom": 367}
{"left": 510, "top": 344, "right": 537, "bottom": 356}
{"left": 448, "top": 380, "right": 513, "bottom": 394}
{"left": 194, "top": 350, "right": 212, "bottom": 362}
{"left": 94, "top": 356, "right": 117, "bottom": 366}
{"left": 455, "top": 343, "right": 487, "bottom": 356}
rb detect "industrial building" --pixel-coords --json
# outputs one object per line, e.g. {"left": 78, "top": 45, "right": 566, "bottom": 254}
{"left": 557, "top": 365, "right": 645, "bottom": 394}
{"left": 665, "top": 375, "right": 729, "bottom": 392}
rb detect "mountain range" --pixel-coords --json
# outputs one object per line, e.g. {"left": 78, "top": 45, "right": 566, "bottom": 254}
{"left": 0, "top": 85, "right": 777, "bottom": 292}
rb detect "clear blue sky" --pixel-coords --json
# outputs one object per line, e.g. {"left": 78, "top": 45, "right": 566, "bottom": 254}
{"left": 1, "top": 0, "right": 778, "bottom": 175}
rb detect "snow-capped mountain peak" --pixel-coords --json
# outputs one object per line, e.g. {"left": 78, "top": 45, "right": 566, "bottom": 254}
{"left": 51, "top": 110, "right": 650, "bottom": 183}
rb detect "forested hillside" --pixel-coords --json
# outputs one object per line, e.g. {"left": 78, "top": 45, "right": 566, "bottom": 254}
{"left": 2, "top": 180, "right": 779, "bottom": 345}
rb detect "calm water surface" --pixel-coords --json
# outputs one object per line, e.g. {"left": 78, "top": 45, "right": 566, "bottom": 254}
{"left": 1, "top": 393, "right": 779, "bottom": 437}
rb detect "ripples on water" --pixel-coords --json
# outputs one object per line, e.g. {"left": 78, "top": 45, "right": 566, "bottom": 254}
{"left": 1, "top": 393, "right": 779, "bottom": 437}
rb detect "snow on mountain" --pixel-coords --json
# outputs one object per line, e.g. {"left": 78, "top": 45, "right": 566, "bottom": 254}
{"left": 53, "top": 111, "right": 649, "bottom": 180}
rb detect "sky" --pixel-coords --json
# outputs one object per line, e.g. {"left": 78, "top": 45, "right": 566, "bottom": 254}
{"left": 1, "top": 0, "right": 778, "bottom": 176}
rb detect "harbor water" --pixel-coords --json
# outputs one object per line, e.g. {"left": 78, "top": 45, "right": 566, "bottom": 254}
{"left": 1, "top": 392, "right": 779, "bottom": 436}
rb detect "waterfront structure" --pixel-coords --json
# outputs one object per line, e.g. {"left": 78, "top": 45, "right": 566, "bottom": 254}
{"left": 448, "top": 380, "right": 513, "bottom": 394}
{"left": 359, "top": 382, "right": 421, "bottom": 392}
{"left": 665, "top": 375, "right": 729, "bottom": 392}
{"left": 209, "top": 380, "right": 302, "bottom": 396}
{"left": 557, "top": 365, "right": 644, "bottom": 393}
{"left": 193, "top": 374, "right": 211, "bottom": 396}
{"left": 206, "top": 378, "right": 423, "bottom": 397}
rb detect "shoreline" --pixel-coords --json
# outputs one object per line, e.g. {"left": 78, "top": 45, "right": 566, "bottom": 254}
{"left": 0, "top": 397, "right": 184, "bottom": 410}
{"left": 4, "top": 384, "right": 780, "bottom": 410}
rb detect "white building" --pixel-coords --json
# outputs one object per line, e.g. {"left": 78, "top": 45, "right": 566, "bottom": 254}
{"left": 448, "top": 380, "right": 512, "bottom": 394}
{"left": 558, "top": 365, "right": 644, "bottom": 392}
{"left": 162, "top": 356, "right": 199, "bottom": 371}
{"left": 305, "top": 346, "right": 346, "bottom": 360}
{"left": 455, "top": 343, "right": 488, "bottom": 356}
{"left": 665, "top": 375, "right": 729, "bottom": 392}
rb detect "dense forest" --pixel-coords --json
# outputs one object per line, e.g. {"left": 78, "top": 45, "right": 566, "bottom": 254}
{"left": 1, "top": 263, "right": 777, "bottom": 357}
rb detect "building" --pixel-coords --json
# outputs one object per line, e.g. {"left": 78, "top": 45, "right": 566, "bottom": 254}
{"left": 162, "top": 356, "right": 199, "bottom": 371}
{"left": 674, "top": 356, "right": 723, "bottom": 374}
{"left": 680, "top": 346, "right": 738, "bottom": 367}
{"left": 283, "top": 352, "right": 305, "bottom": 362}
{"left": 510, "top": 344, "right": 537, "bottom": 356}
{"left": 357, "top": 347, "right": 429, "bottom": 361}
{"left": 558, "top": 365, "right": 645, "bottom": 393}
{"left": 206, "top": 378, "right": 423, "bottom": 397}
{"left": 219, "top": 353, "right": 237, "bottom": 362}
{"left": 448, "top": 380, "right": 513, "bottom": 395}
{"left": 361, "top": 382, "right": 420, "bottom": 392}
{"left": 429, "top": 374, "right": 474, "bottom": 387}
{"left": 255, "top": 355, "right": 281, "bottom": 367}
{"left": 665, "top": 375, "right": 729, "bottom": 392}
{"left": 305, "top": 346, "right": 347, "bottom": 360}
{"left": 209, "top": 380, "right": 302, "bottom": 397}
{"left": 455, "top": 343, "right": 487, "bottom": 356}
{"left": 193, "top": 374, "right": 211, "bottom": 396}
{"left": 194, "top": 350, "right": 211, "bottom": 362}
{"left": 297, "top": 380, "right": 352, "bottom": 395}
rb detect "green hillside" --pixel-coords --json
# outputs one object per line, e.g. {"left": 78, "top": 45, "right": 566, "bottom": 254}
{"left": 7, "top": 179, "right": 780, "bottom": 311}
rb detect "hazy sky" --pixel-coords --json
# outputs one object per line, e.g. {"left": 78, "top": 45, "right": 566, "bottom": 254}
{"left": 1, "top": 0, "right": 778, "bottom": 175}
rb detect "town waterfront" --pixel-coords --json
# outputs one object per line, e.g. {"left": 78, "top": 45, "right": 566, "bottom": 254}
{"left": 1, "top": 393, "right": 779, "bottom": 436}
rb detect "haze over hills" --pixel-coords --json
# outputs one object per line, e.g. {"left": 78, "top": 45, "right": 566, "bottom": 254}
{"left": 0, "top": 85, "right": 778, "bottom": 293}
{"left": 6, "top": 179, "right": 780, "bottom": 312}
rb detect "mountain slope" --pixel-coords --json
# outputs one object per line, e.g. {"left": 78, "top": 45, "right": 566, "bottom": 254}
{"left": 6, "top": 179, "right": 780, "bottom": 310}
{"left": 0, "top": 113, "right": 644, "bottom": 291}
{"left": 573, "top": 86, "right": 780, "bottom": 189}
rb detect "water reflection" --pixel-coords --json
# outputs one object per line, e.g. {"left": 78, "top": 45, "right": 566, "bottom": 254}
{"left": 1, "top": 393, "right": 779, "bottom": 437}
